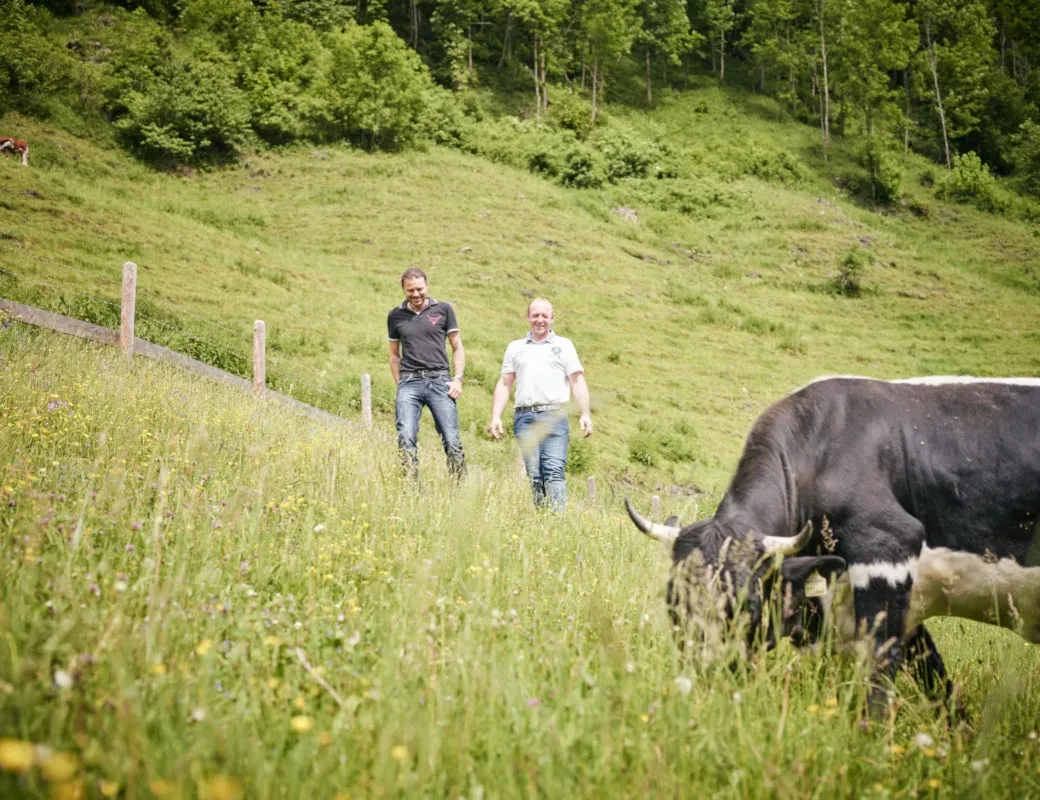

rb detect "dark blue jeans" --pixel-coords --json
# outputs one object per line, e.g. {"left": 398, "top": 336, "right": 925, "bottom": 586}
{"left": 514, "top": 408, "right": 569, "bottom": 512}
{"left": 395, "top": 376, "right": 465, "bottom": 479}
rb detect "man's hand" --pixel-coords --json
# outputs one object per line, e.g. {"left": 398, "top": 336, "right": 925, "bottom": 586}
{"left": 448, "top": 377, "right": 463, "bottom": 399}
{"left": 579, "top": 414, "right": 593, "bottom": 437}
{"left": 489, "top": 417, "right": 504, "bottom": 440}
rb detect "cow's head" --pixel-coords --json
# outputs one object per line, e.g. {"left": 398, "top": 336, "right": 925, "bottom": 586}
{"left": 625, "top": 499, "right": 846, "bottom": 659}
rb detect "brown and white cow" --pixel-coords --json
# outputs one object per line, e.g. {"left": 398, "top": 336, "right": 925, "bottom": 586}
{"left": 0, "top": 137, "right": 29, "bottom": 167}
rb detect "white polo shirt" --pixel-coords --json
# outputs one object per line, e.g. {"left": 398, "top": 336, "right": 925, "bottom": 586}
{"left": 500, "top": 331, "right": 583, "bottom": 408}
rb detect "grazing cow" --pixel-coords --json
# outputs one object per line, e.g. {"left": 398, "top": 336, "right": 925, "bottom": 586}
{"left": 0, "top": 137, "right": 29, "bottom": 166}
{"left": 626, "top": 376, "right": 1040, "bottom": 704}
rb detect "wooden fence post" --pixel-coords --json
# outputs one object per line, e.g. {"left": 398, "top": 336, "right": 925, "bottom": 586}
{"left": 587, "top": 476, "right": 596, "bottom": 505}
{"left": 361, "top": 373, "right": 372, "bottom": 428}
{"left": 651, "top": 494, "right": 660, "bottom": 520}
{"left": 120, "top": 261, "right": 137, "bottom": 358}
{"left": 253, "top": 320, "right": 266, "bottom": 394}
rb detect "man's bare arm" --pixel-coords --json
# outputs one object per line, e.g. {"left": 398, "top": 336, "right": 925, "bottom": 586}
{"left": 569, "top": 371, "right": 593, "bottom": 437}
{"left": 447, "top": 331, "right": 465, "bottom": 399}
{"left": 388, "top": 340, "right": 401, "bottom": 386}
{"left": 488, "top": 373, "right": 516, "bottom": 439}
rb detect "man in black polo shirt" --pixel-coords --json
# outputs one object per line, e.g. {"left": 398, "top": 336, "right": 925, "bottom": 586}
{"left": 387, "top": 267, "right": 466, "bottom": 480}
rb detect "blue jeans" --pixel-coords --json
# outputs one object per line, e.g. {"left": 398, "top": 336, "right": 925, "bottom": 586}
{"left": 514, "top": 408, "right": 570, "bottom": 512}
{"left": 396, "top": 376, "right": 466, "bottom": 479}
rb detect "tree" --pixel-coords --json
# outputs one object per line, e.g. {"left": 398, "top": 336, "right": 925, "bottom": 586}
{"left": 741, "top": 0, "right": 799, "bottom": 96}
{"left": 914, "top": 0, "right": 996, "bottom": 169}
{"left": 500, "top": 0, "right": 569, "bottom": 119}
{"left": 581, "top": 0, "right": 640, "bottom": 121}
{"left": 636, "top": 0, "right": 702, "bottom": 105}
{"left": 704, "top": 0, "right": 738, "bottom": 84}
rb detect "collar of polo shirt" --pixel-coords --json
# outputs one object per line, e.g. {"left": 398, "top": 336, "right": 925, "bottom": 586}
{"left": 525, "top": 329, "right": 556, "bottom": 343}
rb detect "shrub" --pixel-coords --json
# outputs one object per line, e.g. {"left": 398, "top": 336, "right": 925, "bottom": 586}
{"left": 315, "top": 22, "right": 434, "bottom": 150}
{"left": 0, "top": 1, "right": 76, "bottom": 113}
{"left": 1012, "top": 120, "right": 1040, "bottom": 197}
{"left": 590, "top": 128, "right": 661, "bottom": 182}
{"left": 936, "top": 151, "right": 1010, "bottom": 214}
{"left": 114, "top": 45, "right": 252, "bottom": 163}
{"left": 863, "top": 141, "right": 901, "bottom": 206}
{"left": 547, "top": 90, "right": 593, "bottom": 140}
{"left": 833, "top": 248, "right": 871, "bottom": 297}
{"left": 559, "top": 144, "right": 606, "bottom": 189}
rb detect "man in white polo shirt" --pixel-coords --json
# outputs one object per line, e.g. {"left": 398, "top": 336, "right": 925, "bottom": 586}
{"left": 489, "top": 297, "right": 592, "bottom": 512}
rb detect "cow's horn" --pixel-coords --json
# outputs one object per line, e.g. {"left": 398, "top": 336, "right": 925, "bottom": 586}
{"left": 761, "top": 520, "right": 813, "bottom": 555}
{"left": 624, "top": 497, "right": 681, "bottom": 545}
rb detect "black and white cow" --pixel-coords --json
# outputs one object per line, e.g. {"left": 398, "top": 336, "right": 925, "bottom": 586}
{"left": 626, "top": 377, "right": 1040, "bottom": 702}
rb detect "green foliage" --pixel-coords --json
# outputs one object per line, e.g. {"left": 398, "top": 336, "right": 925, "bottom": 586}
{"left": 547, "top": 90, "right": 594, "bottom": 139}
{"left": 936, "top": 151, "right": 1010, "bottom": 213}
{"left": 862, "top": 140, "right": 902, "bottom": 205}
{"left": 0, "top": 0, "right": 76, "bottom": 113}
{"left": 833, "top": 248, "right": 871, "bottom": 297}
{"left": 1012, "top": 120, "right": 1040, "bottom": 197}
{"left": 619, "top": 176, "right": 746, "bottom": 216}
{"left": 316, "top": 22, "right": 434, "bottom": 150}
{"left": 590, "top": 128, "right": 663, "bottom": 181}
{"left": 114, "top": 45, "right": 252, "bottom": 163}
{"left": 560, "top": 144, "right": 607, "bottom": 188}
{"left": 629, "top": 420, "right": 697, "bottom": 467}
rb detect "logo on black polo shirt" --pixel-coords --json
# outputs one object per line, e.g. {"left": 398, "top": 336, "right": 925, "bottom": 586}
{"left": 429, "top": 314, "right": 442, "bottom": 326}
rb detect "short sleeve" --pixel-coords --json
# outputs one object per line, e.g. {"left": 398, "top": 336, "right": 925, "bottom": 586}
{"left": 444, "top": 303, "right": 459, "bottom": 333}
{"left": 387, "top": 312, "right": 398, "bottom": 342}
{"left": 500, "top": 342, "right": 518, "bottom": 375}
{"left": 562, "top": 339, "right": 583, "bottom": 376}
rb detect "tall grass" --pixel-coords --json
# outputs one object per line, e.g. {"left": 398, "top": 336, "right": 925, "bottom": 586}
{"left": 1, "top": 327, "right": 1038, "bottom": 798}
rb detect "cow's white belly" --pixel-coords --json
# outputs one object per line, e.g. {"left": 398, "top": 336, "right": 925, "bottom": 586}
{"left": 825, "top": 546, "right": 1040, "bottom": 644}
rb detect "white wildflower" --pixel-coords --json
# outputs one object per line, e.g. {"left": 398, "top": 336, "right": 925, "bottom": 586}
{"left": 674, "top": 676, "right": 693, "bottom": 696}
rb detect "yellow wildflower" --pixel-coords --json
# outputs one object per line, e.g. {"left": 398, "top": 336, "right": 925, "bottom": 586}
{"left": 927, "top": 778, "right": 940, "bottom": 789}
{"left": 293, "top": 695, "right": 306, "bottom": 710}
{"left": 264, "top": 636, "right": 282, "bottom": 647}
{"left": 318, "top": 731, "right": 333, "bottom": 747}
{"left": 889, "top": 744, "right": 905, "bottom": 756}
{"left": 98, "top": 780, "right": 120, "bottom": 797}
{"left": 266, "top": 678, "right": 280, "bottom": 690}
{"left": 148, "top": 779, "right": 177, "bottom": 797}
{"left": 391, "top": 745, "right": 409, "bottom": 763}
{"left": 152, "top": 664, "right": 167, "bottom": 675}
{"left": 290, "top": 715, "right": 314, "bottom": 733}
{"left": 195, "top": 639, "right": 213, "bottom": 656}
{"left": 0, "top": 738, "right": 35, "bottom": 773}
{"left": 807, "top": 704, "right": 820, "bottom": 715}
{"left": 825, "top": 697, "right": 838, "bottom": 708}
{"left": 199, "top": 775, "right": 244, "bottom": 800}
{"left": 40, "top": 752, "right": 79, "bottom": 783}
{"left": 50, "top": 780, "right": 85, "bottom": 800}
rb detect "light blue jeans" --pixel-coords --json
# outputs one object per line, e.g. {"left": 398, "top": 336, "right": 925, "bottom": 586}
{"left": 514, "top": 408, "right": 570, "bottom": 513}
{"left": 395, "top": 376, "right": 466, "bottom": 480}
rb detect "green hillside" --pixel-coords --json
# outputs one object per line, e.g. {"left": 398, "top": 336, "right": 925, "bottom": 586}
{"left": 3, "top": 80, "right": 1039, "bottom": 508}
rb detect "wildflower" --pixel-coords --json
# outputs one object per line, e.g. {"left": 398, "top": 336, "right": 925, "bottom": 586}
{"left": 40, "top": 751, "right": 79, "bottom": 782}
{"left": 293, "top": 695, "right": 306, "bottom": 710}
{"left": 526, "top": 698, "right": 541, "bottom": 708}
{"left": 130, "top": 522, "right": 142, "bottom": 532}
{"left": 674, "top": 676, "right": 693, "bottom": 696}
{"left": 190, "top": 708, "right": 206, "bottom": 723}
{"left": 807, "top": 704, "right": 820, "bottom": 715}
{"left": 390, "top": 745, "right": 409, "bottom": 763}
{"left": 266, "top": 678, "right": 280, "bottom": 690}
{"left": 264, "top": 636, "right": 282, "bottom": 647}
{"left": 825, "top": 697, "right": 838, "bottom": 708}
{"left": 889, "top": 744, "right": 904, "bottom": 756}
{"left": 54, "top": 669, "right": 74, "bottom": 690}
{"left": 152, "top": 664, "right": 167, "bottom": 676}
{"left": 199, "top": 775, "right": 244, "bottom": 800}
{"left": 927, "top": 778, "right": 940, "bottom": 790}
{"left": 50, "top": 780, "right": 85, "bottom": 800}
{"left": 290, "top": 715, "right": 314, "bottom": 733}
{"left": 314, "top": 524, "right": 326, "bottom": 533}
{"left": 98, "top": 779, "right": 120, "bottom": 797}
{"left": 195, "top": 639, "right": 213, "bottom": 656}
{"left": 148, "top": 779, "right": 176, "bottom": 797}
{"left": 0, "top": 738, "right": 35, "bottom": 773}
{"left": 971, "top": 759, "right": 989, "bottom": 772}
{"left": 914, "top": 732, "right": 935, "bottom": 749}
{"left": 318, "top": 731, "right": 333, "bottom": 747}
{"left": 731, "top": 691, "right": 742, "bottom": 705}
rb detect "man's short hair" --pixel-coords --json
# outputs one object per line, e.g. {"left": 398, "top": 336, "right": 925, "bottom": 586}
{"left": 400, "top": 267, "right": 427, "bottom": 286}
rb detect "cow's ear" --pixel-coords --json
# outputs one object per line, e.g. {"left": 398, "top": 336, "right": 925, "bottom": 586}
{"left": 780, "top": 555, "right": 846, "bottom": 586}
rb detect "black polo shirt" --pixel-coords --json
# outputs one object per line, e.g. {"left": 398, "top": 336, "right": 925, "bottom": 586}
{"left": 387, "top": 298, "right": 459, "bottom": 374}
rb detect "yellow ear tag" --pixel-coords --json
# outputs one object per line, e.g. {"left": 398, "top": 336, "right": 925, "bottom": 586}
{"left": 804, "top": 571, "right": 827, "bottom": 598}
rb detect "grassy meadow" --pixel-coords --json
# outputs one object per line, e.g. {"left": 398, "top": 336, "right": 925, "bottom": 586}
{"left": 1, "top": 328, "right": 1039, "bottom": 799}
{"left": 2, "top": 77, "right": 1040, "bottom": 798}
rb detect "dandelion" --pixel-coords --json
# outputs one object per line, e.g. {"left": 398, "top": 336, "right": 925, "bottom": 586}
{"left": 825, "top": 697, "right": 838, "bottom": 708}
{"left": 290, "top": 715, "right": 314, "bottom": 733}
{"left": 152, "top": 664, "right": 167, "bottom": 676}
{"left": 0, "top": 738, "right": 35, "bottom": 773}
{"left": 293, "top": 695, "right": 306, "bottom": 710}
{"left": 200, "top": 775, "right": 244, "bottom": 800}
{"left": 266, "top": 678, "right": 280, "bottom": 690}
{"left": 674, "top": 676, "right": 693, "bottom": 696}
{"left": 927, "top": 778, "right": 940, "bottom": 790}
{"left": 807, "top": 704, "right": 820, "bottom": 715}
{"left": 390, "top": 745, "right": 409, "bottom": 763}
{"left": 195, "top": 639, "right": 213, "bottom": 656}
{"left": 39, "top": 751, "right": 79, "bottom": 782}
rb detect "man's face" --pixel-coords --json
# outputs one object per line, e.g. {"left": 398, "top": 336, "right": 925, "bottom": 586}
{"left": 527, "top": 301, "right": 554, "bottom": 338}
{"left": 403, "top": 277, "right": 428, "bottom": 309}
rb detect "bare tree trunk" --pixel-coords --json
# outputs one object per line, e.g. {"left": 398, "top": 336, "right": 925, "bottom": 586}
{"left": 759, "top": 64, "right": 766, "bottom": 92}
{"left": 581, "top": 47, "right": 586, "bottom": 90}
{"left": 540, "top": 48, "right": 549, "bottom": 113}
{"left": 591, "top": 57, "right": 599, "bottom": 122}
{"left": 534, "top": 36, "right": 541, "bottom": 121}
{"left": 904, "top": 68, "right": 911, "bottom": 159}
{"left": 817, "top": 0, "right": 831, "bottom": 161}
{"left": 646, "top": 50, "right": 652, "bottom": 105}
{"left": 468, "top": 22, "right": 473, "bottom": 72}
{"left": 499, "top": 13, "right": 512, "bottom": 67}
{"left": 924, "top": 19, "right": 952, "bottom": 170}
{"left": 719, "top": 33, "right": 726, "bottom": 84}
{"left": 410, "top": 0, "right": 419, "bottom": 49}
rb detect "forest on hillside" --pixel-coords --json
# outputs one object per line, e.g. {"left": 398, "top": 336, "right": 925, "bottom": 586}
{"left": 3, "top": 0, "right": 1040, "bottom": 211}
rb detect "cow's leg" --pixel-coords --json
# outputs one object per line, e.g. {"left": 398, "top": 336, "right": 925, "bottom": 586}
{"left": 844, "top": 510, "right": 925, "bottom": 713}
{"left": 905, "top": 625, "right": 966, "bottom": 724}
